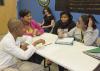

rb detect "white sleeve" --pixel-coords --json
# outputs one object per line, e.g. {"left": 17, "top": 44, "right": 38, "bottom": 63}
{"left": 17, "top": 35, "right": 32, "bottom": 42}
{"left": 67, "top": 27, "right": 76, "bottom": 37}
{"left": 84, "top": 27, "right": 99, "bottom": 46}
{"left": 4, "top": 42, "right": 36, "bottom": 60}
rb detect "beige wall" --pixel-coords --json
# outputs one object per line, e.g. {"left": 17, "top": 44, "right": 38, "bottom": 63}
{"left": 0, "top": 0, "right": 17, "bottom": 35}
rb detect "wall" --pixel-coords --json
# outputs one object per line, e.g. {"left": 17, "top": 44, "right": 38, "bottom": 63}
{"left": 17, "top": 0, "right": 60, "bottom": 22}
{"left": 0, "top": 0, "right": 17, "bottom": 35}
{"left": 17, "top": 0, "right": 100, "bottom": 34}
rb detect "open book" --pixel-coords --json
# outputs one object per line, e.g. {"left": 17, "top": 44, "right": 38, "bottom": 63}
{"left": 55, "top": 37, "right": 74, "bottom": 45}
{"left": 83, "top": 48, "right": 100, "bottom": 60}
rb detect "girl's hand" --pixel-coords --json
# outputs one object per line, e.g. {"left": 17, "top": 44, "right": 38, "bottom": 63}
{"left": 88, "top": 18, "right": 93, "bottom": 28}
{"left": 32, "top": 29, "right": 38, "bottom": 36}
{"left": 42, "top": 26, "right": 46, "bottom": 29}
{"left": 20, "top": 43, "right": 29, "bottom": 50}
{"left": 57, "top": 29, "right": 64, "bottom": 38}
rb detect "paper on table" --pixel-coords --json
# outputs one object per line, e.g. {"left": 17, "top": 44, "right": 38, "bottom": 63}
{"left": 35, "top": 43, "right": 52, "bottom": 49}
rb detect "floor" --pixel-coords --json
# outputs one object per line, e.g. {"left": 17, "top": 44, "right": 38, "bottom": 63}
{"left": 44, "top": 63, "right": 59, "bottom": 71}
{"left": 42, "top": 62, "right": 69, "bottom": 71}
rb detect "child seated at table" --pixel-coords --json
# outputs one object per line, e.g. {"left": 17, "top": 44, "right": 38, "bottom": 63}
{"left": 19, "top": 9, "right": 45, "bottom": 64}
{"left": 67, "top": 14, "right": 99, "bottom": 46}
{"left": 19, "top": 9, "right": 44, "bottom": 37}
{"left": 53, "top": 11, "right": 75, "bottom": 71}
{"left": 53, "top": 11, "right": 75, "bottom": 38}
{"left": 41, "top": 7, "right": 55, "bottom": 33}
{"left": 58, "top": 14, "right": 99, "bottom": 71}
{"left": 0, "top": 18, "right": 45, "bottom": 71}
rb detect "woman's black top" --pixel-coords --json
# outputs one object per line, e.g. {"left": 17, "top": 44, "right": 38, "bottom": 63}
{"left": 43, "top": 15, "right": 54, "bottom": 32}
{"left": 53, "top": 20, "right": 76, "bottom": 34}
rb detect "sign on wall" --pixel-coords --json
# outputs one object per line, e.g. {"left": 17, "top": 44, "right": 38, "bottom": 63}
{"left": 55, "top": 0, "right": 100, "bottom": 15}
{"left": 37, "top": 0, "right": 50, "bottom": 7}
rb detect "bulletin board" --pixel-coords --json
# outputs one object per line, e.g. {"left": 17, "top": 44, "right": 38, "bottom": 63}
{"left": 55, "top": 0, "right": 100, "bottom": 15}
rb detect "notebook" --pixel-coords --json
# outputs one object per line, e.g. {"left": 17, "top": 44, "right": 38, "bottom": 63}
{"left": 55, "top": 37, "right": 74, "bottom": 45}
{"left": 86, "top": 47, "right": 100, "bottom": 53}
{"left": 83, "top": 47, "right": 100, "bottom": 60}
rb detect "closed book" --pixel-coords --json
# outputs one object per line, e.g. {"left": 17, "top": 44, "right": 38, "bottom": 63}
{"left": 55, "top": 37, "right": 74, "bottom": 45}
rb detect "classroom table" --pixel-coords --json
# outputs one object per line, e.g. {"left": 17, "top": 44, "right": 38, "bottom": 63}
{"left": 31, "top": 33, "right": 100, "bottom": 71}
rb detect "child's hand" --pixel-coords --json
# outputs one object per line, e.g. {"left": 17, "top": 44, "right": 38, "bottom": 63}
{"left": 88, "top": 18, "right": 93, "bottom": 28}
{"left": 38, "top": 39, "right": 45, "bottom": 44}
{"left": 36, "top": 31, "right": 42, "bottom": 36}
{"left": 20, "top": 43, "right": 29, "bottom": 50}
{"left": 32, "top": 39, "right": 45, "bottom": 46}
{"left": 57, "top": 29, "right": 64, "bottom": 38}
{"left": 42, "top": 26, "right": 46, "bottom": 29}
{"left": 32, "top": 29, "right": 38, "bottom": 36}
{"left": 58, "top": 34, "right": 64, "bottom": 38}
{"left": 32, "top": 29, "right": 42, "bottom": 36}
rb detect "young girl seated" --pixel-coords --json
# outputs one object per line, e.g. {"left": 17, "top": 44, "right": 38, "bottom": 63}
{"left": 19, "top": 9, "right": 45, "bottom": 64}
{"left": 41, "top": 7, "right": 55, "bottom": 33}
{"left": 53, "top": 11, "right": 75, "bottom": 38}
{"left": 58, "top": 15, "right": 99, "bottom": 71}
{"left": 19, "top": 9, "right": 44, "bottom": 37}
{"left": 67, "top": 15, "right": 99, "bottom": 46}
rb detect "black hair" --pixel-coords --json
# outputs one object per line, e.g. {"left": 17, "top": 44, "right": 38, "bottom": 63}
{"left": 43, "top": 7, "right": 52, "bottom": 15}
{"left": 60, "top": 11, "right": 73, "bottom": 22}
{"left": 81, "top": 14, "right": 97, "bottom": 30}
{"left": 19, "top": 9, "right": 30, "bottom": 18}
{"left": 88, "top": 15, "right": 97, "bottom": 29}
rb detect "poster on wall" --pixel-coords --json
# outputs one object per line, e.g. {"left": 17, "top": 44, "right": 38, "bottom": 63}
{"left": 55, "top": 0, "right": 100, "bottom": 15}
{"left": 37, "top": 0, "right": 50, "bottom": 7}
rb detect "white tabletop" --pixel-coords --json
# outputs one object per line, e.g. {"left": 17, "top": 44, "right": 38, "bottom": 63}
{"left": 32, "top": 33, "right": 100, "bottom": 71}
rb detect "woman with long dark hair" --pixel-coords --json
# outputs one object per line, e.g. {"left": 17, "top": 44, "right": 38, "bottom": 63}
{"left": 41, "top": 7, "right": 55, "bottom": 33}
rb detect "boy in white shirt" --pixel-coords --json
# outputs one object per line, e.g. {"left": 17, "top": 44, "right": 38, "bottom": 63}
{"left": 0, "top": 18, "right": 45, "bottom": 71}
